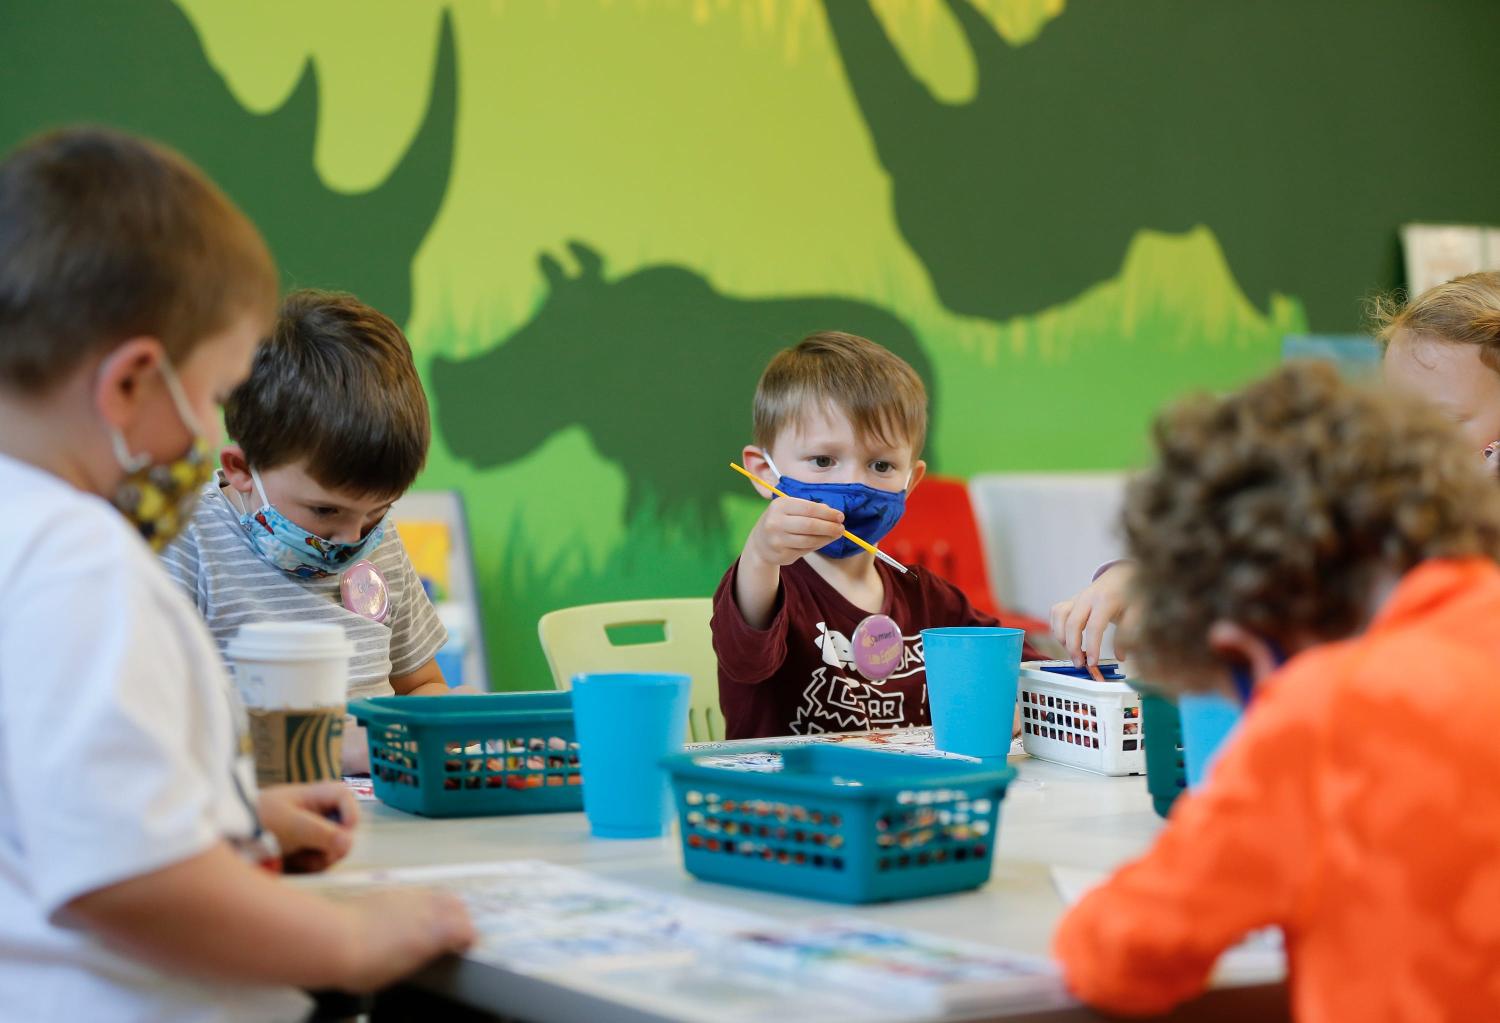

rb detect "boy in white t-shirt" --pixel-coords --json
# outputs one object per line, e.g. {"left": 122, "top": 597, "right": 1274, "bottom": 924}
{"left": 0, "top": 128, "right": 473, "bottom": 1021}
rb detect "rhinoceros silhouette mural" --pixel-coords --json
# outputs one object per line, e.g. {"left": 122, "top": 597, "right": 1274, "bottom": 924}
{"left": 0, "top": 0, "right": 456, "bottom": 327}
{"left": 823, "top": 0, "right": 1500, "bottom": 330}
{"left": 432, "top": 242, "right": 934, "bottom": 529}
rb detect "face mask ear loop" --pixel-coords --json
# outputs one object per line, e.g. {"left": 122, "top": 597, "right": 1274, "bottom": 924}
{"left": 248, "top": 466, "right": 273, "bottom": 511}
{"left": 108, "top": 428, "right": 151, "bottom": 474}
{"left": 1266, "top": 638, "right": 1288, "bottom": 666}
{"left": 760, "top": 450, "right": 782, "bottom": 485}
{"left": 157, "top": 358, "right": 206, "bottom": 440}
{"left": 1229, "top": 662, "right": 1256, "bottom": 707}
{"left": 221, "top": 475, "right": 251, "bottom": 517}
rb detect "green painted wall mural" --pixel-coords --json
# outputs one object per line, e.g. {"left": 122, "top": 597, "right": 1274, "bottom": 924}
{"left": 430, "top": 241, "right": 935, "bottom": 528}
{"left": 3, "top": 0, "right": 1497, "bottom": 690}
{"left": 826, "top": 0, "right": 1500, "bottom": 330}
{"left": 1, "top": 0, "right": 457, "bottom": 327}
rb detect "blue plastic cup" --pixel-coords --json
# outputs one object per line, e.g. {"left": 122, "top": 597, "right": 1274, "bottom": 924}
{"left": 571, "top": 672, "right": 691, "bottom": 838}
{"left": 1177, "top": 691, "right": 1243, "bottom": 787}
{"left": 922, "top": 627, "right": 1025, "bottom": 759}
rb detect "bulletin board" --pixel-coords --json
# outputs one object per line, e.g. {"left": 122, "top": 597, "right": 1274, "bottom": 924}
{"left": 391, "top": 490, "right": 490, "bottom": 690}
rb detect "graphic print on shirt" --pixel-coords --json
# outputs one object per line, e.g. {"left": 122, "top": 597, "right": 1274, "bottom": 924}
{"left": 791, "top": 621, "right": 926, "bottom": 734}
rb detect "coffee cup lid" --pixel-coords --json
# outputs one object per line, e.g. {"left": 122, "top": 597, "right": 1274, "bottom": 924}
{"left": 227, "top": 622, "right": 352, "bottom": 662}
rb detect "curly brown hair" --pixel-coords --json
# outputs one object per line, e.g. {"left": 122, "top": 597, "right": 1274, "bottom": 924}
{"left": 1123, "top": 361, "right": 1500, "bottom": 687}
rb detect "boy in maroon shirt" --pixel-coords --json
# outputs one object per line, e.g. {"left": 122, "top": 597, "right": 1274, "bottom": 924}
{"left": 712, "top": 331, "right": 1005, "bottom": 739}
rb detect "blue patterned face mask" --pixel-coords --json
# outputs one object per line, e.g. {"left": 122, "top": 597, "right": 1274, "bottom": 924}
{"left": 762, "top": 452, "right": 908, "bottom": 559}
{"left": 236, "top": 468, "right": 386, "bottom": 580}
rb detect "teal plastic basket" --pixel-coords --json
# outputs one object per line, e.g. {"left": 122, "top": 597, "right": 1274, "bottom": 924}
{"left": 349, "top": 693, "right": 582, "bottom": 818}
{"left": 1129, "top": 682, "right": 1186, "bottom": 818}
{"left": 663, "top": 745, "right": 1015, "bottom": 904}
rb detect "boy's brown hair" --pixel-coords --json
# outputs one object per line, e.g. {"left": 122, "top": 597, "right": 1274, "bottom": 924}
{"left": 225, "top": 289, "right": 430, "bottom": 498}
{"left": 1371, "top": 270, "right": 1500, "bottom": 369}
{"left": 1123, "top": 361, "right": 1500, "bottom": 687}
{"left": 0, "top": 127, "right": 276, "bottom": 393}
{"left": 753, "top": 331, "right": 928, "bottom": 455}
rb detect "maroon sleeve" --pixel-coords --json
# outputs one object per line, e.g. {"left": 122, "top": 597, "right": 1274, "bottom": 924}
{"left": 710, "top": 559, "right": 791, "bottom": 685}
{"left": 923, "top": 571, "right": 999, "bottom": 628}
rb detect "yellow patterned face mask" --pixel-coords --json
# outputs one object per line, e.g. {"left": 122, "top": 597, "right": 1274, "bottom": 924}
{"left": 108, "top": 360, "right": 215, "bottom": 552}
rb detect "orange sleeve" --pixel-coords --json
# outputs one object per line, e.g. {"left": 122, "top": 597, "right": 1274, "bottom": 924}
{"left": 1052, "top": 656, "right": 1334, "bottom": 1016}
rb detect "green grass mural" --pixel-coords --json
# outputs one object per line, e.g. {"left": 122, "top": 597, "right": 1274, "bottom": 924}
{"left": 5, "top": 0, "right": 1494, "bottom": 690}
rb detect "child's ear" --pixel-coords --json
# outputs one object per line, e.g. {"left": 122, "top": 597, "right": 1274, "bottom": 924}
{"left": 741, "top": 445, "right": 777, "bottom": 500}
{"left": 93, "top": 337, "right": 165, "bottom": 431}
{"left": 905, "top": 460, "right": 927, "bottom": 495}
{"left": 1205, "top": 620, "right": 1280, "bottom": 690}
{"left": 219, "top": 445, "right": 255, "bottom": 494}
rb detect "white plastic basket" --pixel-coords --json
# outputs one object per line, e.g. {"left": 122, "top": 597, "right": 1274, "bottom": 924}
{"left": 1017, "top": 661, "right": 1144, "bottom": 776}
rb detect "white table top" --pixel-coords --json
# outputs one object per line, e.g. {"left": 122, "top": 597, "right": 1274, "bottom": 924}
{"left": 343, "top": 753, "right": 1158, "bottom": 956}
{"left": 335, "top": 747, "right": 1283, "bottom": 1022}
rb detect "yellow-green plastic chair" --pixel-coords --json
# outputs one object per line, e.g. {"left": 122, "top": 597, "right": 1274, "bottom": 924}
{"left": 537, "top": 598, "right": 724, "bottom": 742}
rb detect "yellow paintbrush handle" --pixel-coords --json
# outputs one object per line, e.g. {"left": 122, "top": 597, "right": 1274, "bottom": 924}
{"left": 728, "top": 462, "right": 905, "bottom": 572}
{"left": 729, "top": 461, "right": 789, "bottom": 500}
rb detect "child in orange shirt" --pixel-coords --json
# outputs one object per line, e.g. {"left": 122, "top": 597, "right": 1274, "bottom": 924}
{"left": 1053, "top": 363, "right": 1500, "bottom": 1020}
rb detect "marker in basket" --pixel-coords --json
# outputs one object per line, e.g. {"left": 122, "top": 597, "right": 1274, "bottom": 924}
{"left": 729, "top": 462, "right": 909, "bottom": 575}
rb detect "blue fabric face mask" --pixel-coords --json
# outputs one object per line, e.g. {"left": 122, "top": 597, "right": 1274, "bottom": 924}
{"left": 236, "top": 468, "right": 386, "bottom": 580}
{"left": 762, "top": 452, "right": 908, "bottom": 559}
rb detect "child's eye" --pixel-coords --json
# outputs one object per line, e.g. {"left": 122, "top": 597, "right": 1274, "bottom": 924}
{"left": 811, "top": 456, "right": 835, "bottom": 469}
{"left": 311, "top": 506, "right": 339, "bottom": 518}
{"left": 871, "top": 460, "right": 895, "bottom": 474}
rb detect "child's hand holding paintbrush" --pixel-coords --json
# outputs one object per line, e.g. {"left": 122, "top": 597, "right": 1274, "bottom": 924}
{"left": 730, "top": 463, "right": 909, "bottom": 574}
{"left": 729, "top": 462, "right": 909, "bottom": 631}
{"left": 734, "top": 465, "right": 851, "bottom": 567}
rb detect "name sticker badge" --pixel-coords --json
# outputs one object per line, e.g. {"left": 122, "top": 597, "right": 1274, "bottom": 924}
{"left": 340, "top": 560, "right": 390, "bottom": 623}
{"left": 852, "top": 613, "right": 903, "bottom": 681}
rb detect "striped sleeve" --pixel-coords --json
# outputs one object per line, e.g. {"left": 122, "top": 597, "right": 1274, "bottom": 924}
{"left": 386, "top": 529, "right": 447, "bottom": 679}
{"left": 158, "top": 521, "right": 206, "bottom": 614}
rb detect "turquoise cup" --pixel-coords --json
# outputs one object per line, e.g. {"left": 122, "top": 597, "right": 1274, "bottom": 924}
{"left": 922, "top": 627, "right": 1025, "bottom": 759}
{"left": 571, "top": 672, "right": 691, "bottom": 838}
{"left": 1177, "top": 691, "right": 1243, "bottom": 787}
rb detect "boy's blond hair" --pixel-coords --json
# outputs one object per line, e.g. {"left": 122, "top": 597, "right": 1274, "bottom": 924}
{"left": 1123, "top": 362, "right": 1500, "bottom": 686}
{"left": 0, "top": 128, "right": 276, "bottom": 393}
{"left": 1371, "top": 270, "right": 1500, "bottom": 368}
{"left": 753, "top": 331, "right": 927, "bottom": 455}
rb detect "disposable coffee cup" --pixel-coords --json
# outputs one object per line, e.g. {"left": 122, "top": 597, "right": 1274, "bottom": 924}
{"left": 227, "top": 622, "right": 352, "bottom": 786}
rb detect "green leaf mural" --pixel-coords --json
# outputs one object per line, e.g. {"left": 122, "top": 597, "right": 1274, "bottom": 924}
{"left": 4, "top": 0, "right": 1492, "bottom": 690}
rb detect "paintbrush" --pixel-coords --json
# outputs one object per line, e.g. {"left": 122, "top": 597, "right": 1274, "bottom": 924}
{"left": 730, "top": 462, "right": 909, "bottom": 575}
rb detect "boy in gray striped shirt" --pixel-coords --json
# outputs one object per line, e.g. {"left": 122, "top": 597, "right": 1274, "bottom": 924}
{"left": 163, "top": 290, "right": 451, "bottom": 772}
